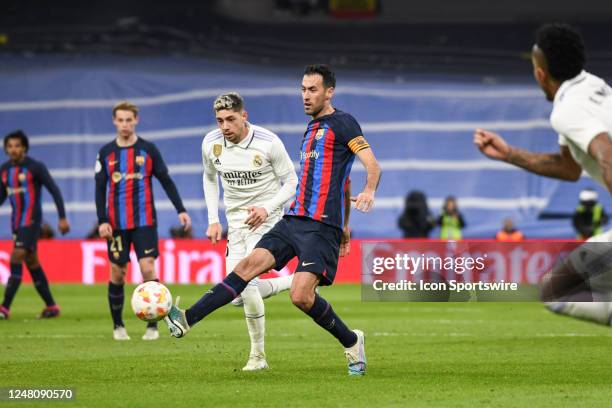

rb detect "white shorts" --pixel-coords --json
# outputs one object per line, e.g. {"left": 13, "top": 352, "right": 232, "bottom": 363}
{"left": 567, "top": 229, "right": 612, "bottom": 293}
{"left": 225, "top": 216, "right": 281, "bottom": 281}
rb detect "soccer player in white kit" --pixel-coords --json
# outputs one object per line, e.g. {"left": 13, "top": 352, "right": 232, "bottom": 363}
{"left": 474, "top": 23, "right": 612, "bottom": 326}
{"left": 202, "top": 93, "right": 298, "bottom": 370}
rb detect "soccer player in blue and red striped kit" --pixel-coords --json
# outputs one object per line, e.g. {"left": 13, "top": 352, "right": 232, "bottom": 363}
{"left": 0, "top": 130, "right": 70, "bottom": 320}
{"left": 95, "top": 101, "right": 191, "bottom": 341}
{"left": 165, "top": 65, "right": 381, "bottom": 375}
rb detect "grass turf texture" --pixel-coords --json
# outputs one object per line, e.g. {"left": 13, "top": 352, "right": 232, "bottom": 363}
{"left": 1, "top": 284, "right": 611, "bottom": 408}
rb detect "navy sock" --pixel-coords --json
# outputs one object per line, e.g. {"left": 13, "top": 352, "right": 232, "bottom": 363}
{"left": 186, "top": 272, "right": 248, "bottom": 326}
{"left": 2, "top": 263, "right": 23, "bottom": 309}
{"left": 29, "top": 266, "right": 56, "bottom": 307}
{"left": 306, "top": 294, "right": 358, "bottom": 348}
{"left": 108, "top": 282, "right": 125, "bottom": 328}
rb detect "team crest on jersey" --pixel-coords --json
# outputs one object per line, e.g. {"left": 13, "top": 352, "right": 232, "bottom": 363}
{"left": 113, "top": 251, "right": 120, "bottom": 260}
{"left": 213, "top": 144, "right": 222, "bottom": 165}
{"left": 315, "top": 129, "right": 325, "bottom": 140}
{"left": 253, "top": 154, "right": 263, "bottom": 167}
{"left": 112, "top": 172, "right": 122, "bottom": 183}
{"left": 18, "top": 173, "right": 26, "bottom": 182}
{"left": 136, "top": 155, "right": 145, "bottom": 166}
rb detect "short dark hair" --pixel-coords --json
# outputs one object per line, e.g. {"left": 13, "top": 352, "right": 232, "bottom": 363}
{"left": 536, "top": 23, "right": 585, "bottom": 82}
{"left": 304, "top": 64, "right": 336, "bottom": 88}
{"left": 4, "top": 130, "right": 29, "bottom": 152}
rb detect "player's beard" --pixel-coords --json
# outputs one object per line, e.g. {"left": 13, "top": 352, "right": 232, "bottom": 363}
{"left": 306, "top": 104, "right": 323, "bottom": 118}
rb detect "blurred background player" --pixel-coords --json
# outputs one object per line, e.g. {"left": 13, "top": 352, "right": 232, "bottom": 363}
{"left": 474, "top": 23, "right": 612, "bottom": 326}
{"left": 202, "top": 92, "right": 298, "bottom": 370}
{"left": 397, "top": 190, "right": 434, "bottom": 238}
{"left": 95, "top": 101, "right": 192, "bottom": 340}
{"left": 572, "top": 188, "right": 608, "bottom": 240}
{"left": 0, "top": 130, "right": 70, "bottom": 320}
{"left": 165, "top": 64, "right": 381, "bottom": 376}
{"left": 437, "top": 195, "right": 466, "bottom": 240}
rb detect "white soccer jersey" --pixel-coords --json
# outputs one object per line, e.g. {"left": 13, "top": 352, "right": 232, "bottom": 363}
{"left": 202, "top": 123, "right": 298, "bottom": 228}
{"left": 551, "top": 71, "right": 612, "bottom": 189}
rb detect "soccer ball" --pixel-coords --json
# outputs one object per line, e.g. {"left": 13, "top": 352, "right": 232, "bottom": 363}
{"left": 131, "top": 281, "right": 172, "bottom": 322}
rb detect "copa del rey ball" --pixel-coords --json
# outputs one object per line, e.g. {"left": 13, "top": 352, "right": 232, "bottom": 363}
{"left": 131, "top": 281, "right": 172, "bottom": 322}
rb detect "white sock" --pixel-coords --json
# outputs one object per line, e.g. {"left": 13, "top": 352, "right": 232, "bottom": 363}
{"left": 258, "top": 274, "right": 294, "bottom": 299}
{"left": 547, "top": 301, "right": 611, "bottom": 325}
{"left": 242, "top": 283, "right": 265, "bottom": 357}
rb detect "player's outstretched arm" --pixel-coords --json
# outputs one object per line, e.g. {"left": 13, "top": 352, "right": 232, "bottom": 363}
{"left": 588, "top": 132, "right": 612, "bottom": 192}
{"left": 39, "top": 161, "right": 70, "bottom": 234}
{"left": 351, "top": 148, "right": 381, "bottom": 212}
{"left": 474, "top": 128, "right": 582, "bottom": 181}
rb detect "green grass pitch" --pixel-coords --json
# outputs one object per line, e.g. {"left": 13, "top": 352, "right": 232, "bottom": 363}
{"left": 1, "top": 284, "right": 611, "bottom": 407}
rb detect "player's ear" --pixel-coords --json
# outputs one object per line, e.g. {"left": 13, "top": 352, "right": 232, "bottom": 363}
{"left": 326, "top": 86, "right": 334, "bottom": 101}
{"left": 534, "top": 66, "right": 547, "bottom": 85}
{"left": 242, "top": 110, "right": 248, "bottom": 121}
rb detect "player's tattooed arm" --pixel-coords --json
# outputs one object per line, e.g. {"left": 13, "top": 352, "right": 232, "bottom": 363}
{"left": 474, "top": 129, "right": 582, "bottom": 181}
{"left": 588, "top": 132, "right": 612, "bottom": 192}
{"left": 340, "top": 178, "right": 351, "bottom": 257}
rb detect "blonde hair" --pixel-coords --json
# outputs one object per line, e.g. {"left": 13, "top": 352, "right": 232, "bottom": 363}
{"left": 112, "top": 101, "right": 139, "bottom": 117}
{"left": 213, "top": 93, "right": 244, "bottom": 112}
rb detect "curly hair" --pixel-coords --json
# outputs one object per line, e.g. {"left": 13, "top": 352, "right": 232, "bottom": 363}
{"left": 536, "top": 23, "right": 585, "bottom": 82}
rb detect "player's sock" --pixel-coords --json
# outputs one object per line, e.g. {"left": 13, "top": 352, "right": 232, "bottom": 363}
{"left": 242, "top": 283, "right": 265, "bottom": 356}
{"left": 2, "top": 263, "right": 23, "bottom": 309}
{"left": 28, "top": 266, "right": 56, "bottom": 307}
{"left": 108, "top": 281, "right": 125, "bottom": 328}
{"left": 547, "top": 301, "right": 611, "bottom": 325}
{"left": 258, "top": 274, "right": 294, "bottom": 299}
{"left": 306, "top": 294, "right": 358, "bottom": 348}
{"left": 144, "top": 278, "right": 159, "bottom": 329}
{"left": 186, "top": 272, "right": 248, "bottom": 326}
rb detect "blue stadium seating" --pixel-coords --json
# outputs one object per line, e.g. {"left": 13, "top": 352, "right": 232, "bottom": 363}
{"left": 0, "top": 56, "right": 609, "bottom": 239}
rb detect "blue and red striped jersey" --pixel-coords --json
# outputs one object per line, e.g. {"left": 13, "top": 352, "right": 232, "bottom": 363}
{"left": 0, "top": 157, "right": 66, "bottom": 231}
{"left": 95, "top": 137, "right": 186, "bottom": 230}
{"left": 287, "top": 110, "right": 370, "bottom": 229}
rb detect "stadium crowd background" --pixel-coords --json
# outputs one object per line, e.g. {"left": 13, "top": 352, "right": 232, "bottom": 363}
{"left": 2, "top": 0, "right": 612, "bottom": 240}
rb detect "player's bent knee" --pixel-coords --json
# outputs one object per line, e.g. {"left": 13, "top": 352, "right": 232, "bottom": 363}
{"left": 110, "top": 264, "right": 128, "bottom": 284}
{"left": 290, "top": 289, "right": 314, "bottom": 312}
{"left": 234, "top": 248, "right": 275, "bottom": 281}
{"left": 24, "top": 252, "right": 40, "bottom": 269}
{"left": 10, "top": 249, "right": 27, "bottom": 264}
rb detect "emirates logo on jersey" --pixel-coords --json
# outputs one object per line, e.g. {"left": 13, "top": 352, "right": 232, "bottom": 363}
{"left": 253, "top": 155, "right": 263, "bottom": 167}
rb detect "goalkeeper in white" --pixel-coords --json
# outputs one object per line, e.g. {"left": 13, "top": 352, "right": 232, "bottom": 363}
{"left": 202, "top": 93, "right": 298, "bottom": 371}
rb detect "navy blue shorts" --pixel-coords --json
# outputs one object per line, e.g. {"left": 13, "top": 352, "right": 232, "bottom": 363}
{"left": 107, "top": 226, "right": 159, "bottom": 265}
{"left": 13, "top": 225, "right": 40, "bottom": 252}
{"left": 255, "top": 216, "right": 342, "bottom": 286}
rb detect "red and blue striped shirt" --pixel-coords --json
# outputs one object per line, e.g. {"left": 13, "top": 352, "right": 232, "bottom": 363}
{"left": 0, "top": 157, "right": 66, "bottom": 231}
{"left": 287, "top": 110, "right": 369, "bottom": 229}
{"left": 95, "top": 137, "right": 186, "bottom": 230}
